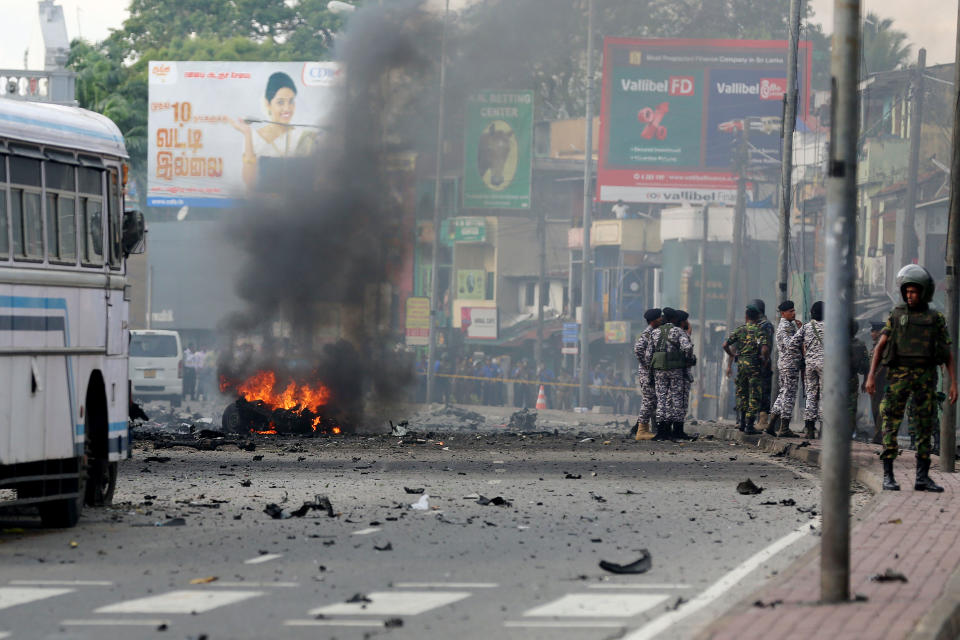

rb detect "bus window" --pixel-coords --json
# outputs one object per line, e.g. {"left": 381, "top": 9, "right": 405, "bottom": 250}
{"left": 44, "top": 162, "right": 77, "bottom": 263}
{"left": 108, "top": 169, "right": 121, "bottom": 269}
{"left": 0, "top": 156, "right": 7, "bottom": 257}
{"left": 81, "top": 198, "right": 103, "bottom": 265}
{"left": 10, "top": 156, "right": 42, "bottom": 260}
{"left": 79, "top": 167, "right": 103, "bottom": 266}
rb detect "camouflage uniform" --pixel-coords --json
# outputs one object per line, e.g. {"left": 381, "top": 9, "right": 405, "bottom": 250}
{"left": 869, "top": 338, "right": 888, "bottom": 442}
{"left": 770, "top": 317, "right": 801, "bottom": 420}
{"left": 791, "top": 319, "right": 825, "bottom": 423}
{"left": 879, "top": 307, "right": 951, "bottom": 461}
{"left": 757, "top": 314, "right": 775, "bottom": 412}
{"left": 726, "top": 323, "right": 769, "bottom": 420}
{"left": 645, "top": 324, "right": 694, "bottom": 423}
{"left": 633, "top": 325, "right": 657, "bottom": 425}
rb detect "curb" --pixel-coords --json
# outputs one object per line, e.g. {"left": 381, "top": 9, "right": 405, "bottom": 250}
{"left": 688, "top": 420, "right": 960, "bottom": 640}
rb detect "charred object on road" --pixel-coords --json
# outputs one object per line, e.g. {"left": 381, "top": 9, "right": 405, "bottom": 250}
{"left": 220, "top": 370, "right": 344, "bottom": 436}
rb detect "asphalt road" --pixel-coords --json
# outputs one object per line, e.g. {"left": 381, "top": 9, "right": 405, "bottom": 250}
{"left": 0, "top": 429, "right": 845, "bottom": 640}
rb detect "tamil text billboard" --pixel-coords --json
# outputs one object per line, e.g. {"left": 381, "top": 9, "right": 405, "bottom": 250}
{"left": 147, "top": 61, "right": 341, "bottom": 208}
{"left": 597, "top": 39, "right": 811, "bottom": 205}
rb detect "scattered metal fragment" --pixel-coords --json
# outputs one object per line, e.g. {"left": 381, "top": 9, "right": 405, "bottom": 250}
{"left": 564, "top": 473, "right": 582, "bottom": 480}
{"left": 374, "top": 542, "right": 393, "bottom": 551}
{"left": 753, "top": 599, "right": 783, "bottom": 608}
{"left": 736, "top": 479, "right": 763, "bottom": 495}
{"left": 871, "top": 569, "right": 908, "bottom": 583}
{"left": 346, "top": 593, "right": 372, "bottom": 603}
{"left": 508, "top": 408, "right": 537, "bottom": 430}
{"left": 384, "top": 618, "right": 403, "bottom": 628}
{"left": 599, "top": 549, "right": 652, "bottom": 574}
{"left": 476, "top": 495, "right": 511, "bottom": 507}
{"left": 404, "top": 487, "right": 425, "bottom": 494}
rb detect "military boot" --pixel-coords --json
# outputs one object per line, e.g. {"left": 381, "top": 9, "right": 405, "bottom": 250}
{"left": 760, "top": 412, "right": 776, "bottom": 436}
{"left": 803, "top": 420, "right": 817, "bottom": 439}
{"left": 672, "top": 421, "right": 694, "bottom": 441}
{"left": 743, "top": 416, "right": 759, "bottom": 435}
{"left": 915, "top": 457, "right": 944, "bottom": 492}
{"left": 737, "top": 412, "right": 746, "bottom": 432}
{"left": 652, "top": 421, "right": 670, "bottom": 441}
{"left": 634, "top": 420, "right": 655, "bottom": 441}
{"left": 777, "top": 418, "right": 801, "bottom": 438}
{"left": 882, "top": 458, "right": 900, "bottom": 491}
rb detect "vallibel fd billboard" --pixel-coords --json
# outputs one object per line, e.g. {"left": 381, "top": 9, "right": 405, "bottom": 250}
{"left": 597, "top": 38, "right": 811, "bottom": 205}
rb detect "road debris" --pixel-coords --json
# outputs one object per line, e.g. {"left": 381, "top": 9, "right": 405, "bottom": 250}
{"left": 384, "top": 618, "right": 403, "bottom": 628}
{"left": 476, "top": 495, "right": 511, "bottom": 507}
{"left": 508, "top": 408, "right": 537, "bottom": 430}
{"left": 346, "top": 593, "right": 372, "bottom": 604}
{"left": 374, "top": 542, "right": 393, "bottom": 551}
{"left": 753, "top": 599, "right": 783, "bottom": 608}
{"left": 144, "top": 456, "right": 172, "bottom": 463}
{"left": 190, "top": 576, "right": 219, "bottom": 584}
{"left": 410, "top": 494, "right": 430, "bottom": 510}
{"left": 265, "top": 495, "right": 336, "bottom": 519}
{"left": 736, "top": 479, "right": 764, "bottom": 495}
{"left": 404, "top": 487, "right": 425, "bottom": 494}
{"left": 599, "top": 549, "right": 652, "bottom": 574}
{"left": 871, "top": 569, "right": 908, "bottom": 583}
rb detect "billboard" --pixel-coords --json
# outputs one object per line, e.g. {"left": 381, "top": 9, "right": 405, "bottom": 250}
{"left": 405, "top": 296, "right": 430, "bottom": 346}
{"left": 147, "top": 61, "right": 342, "bottom": 208}
{"left": 598, "top": 39, "right": 811, "bottom": 205}
{"left": 461, "top": 306, "right": 498, "bottom": 340}
{"left": 463, "top": 90, "right": 533, "bottom": 210}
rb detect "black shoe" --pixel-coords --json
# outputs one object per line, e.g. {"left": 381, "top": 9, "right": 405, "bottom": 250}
{"left": 737, "top": 412, "right": 746, "bottom": 432}
{"left": 652, "top": 422, "right": 670, "bottom": 441}
{"left": 672, "top": 421, "right": 694, "bottom": 441}
{"left": 803, "top": 420, "right": 817, "bottom": 439}
{"left": 915, "top": 457, "right": 944, "bottom": 492}
{"left": 743, "top": 416, "right": 759, "bottom": 435}
{"left": 882, "top": 458, "right": 900, "bottom": 491}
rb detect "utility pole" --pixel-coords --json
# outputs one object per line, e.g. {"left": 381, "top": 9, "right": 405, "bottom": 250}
{"left": 721, "top": 129, "right": 748, "bottom": 418}
{"left": 425, "top": 0, "right": 450, "bottom": 405}
{"left": 777, "top": 0, "right": 803, "bottom": 305}
{"left": 578, "top": 0, "right": 595, "bottom": 409}
{"left": 821, "top": 0, "right": 860, "bottom": 604}
{"left": 896, "top": 48, "right": 926, "bottom": 269}
{"left": 941, "top": 13, "right": 960, "bottom": 473}
{"left": 535, "top": 206, "right": 546, "bottom": 367}
{"left": 695, "top": 204, "right": 709, "bottom": 419}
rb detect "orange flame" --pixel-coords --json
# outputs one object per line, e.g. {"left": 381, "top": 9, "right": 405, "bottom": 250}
{"left": 234, "top": 370, "right": 331, "bottom": 431}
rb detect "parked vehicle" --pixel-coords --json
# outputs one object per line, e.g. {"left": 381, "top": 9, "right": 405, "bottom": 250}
{"left": 129, "top": 330, "right": 183, "bottom": 407}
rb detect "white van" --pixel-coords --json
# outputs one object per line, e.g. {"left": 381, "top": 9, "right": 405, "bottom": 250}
{"left": 129, "top": 330, "right": 183, "bottom": 406}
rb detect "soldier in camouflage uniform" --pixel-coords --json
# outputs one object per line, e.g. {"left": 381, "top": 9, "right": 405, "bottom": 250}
{"left": 868, "top": 322, "right": 888, "bottom": 444}
{"left": 768, "top": 300, "right": 802, "bottom": 437}
{"left": 751, "top": 299, "right": 776, "bottom": 432}
{"left": 866, "top": 265, "right": 958, "bottom": 492}
{"left": 722, "top": 305, "right": 770, "bottom": 434}
{"left": 632, "top": 308, "right": 662, "bottom": 441}
{"left": 676, "top": 309, "right": 694, "bottom": 429}
{"left": 790, "top": 301, "right": 825, "bottom": 439}
{"left": 646, "top": 307, "right": 694, "bottom": 440}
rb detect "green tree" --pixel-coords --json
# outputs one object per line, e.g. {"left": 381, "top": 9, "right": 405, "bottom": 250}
{"left": 861, "top": 12, "right": 912, "bottom": 76}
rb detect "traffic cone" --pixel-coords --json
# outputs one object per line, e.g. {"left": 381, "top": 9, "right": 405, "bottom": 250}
{"left": 535, "top": 385, "right": 547, "bottom": 410}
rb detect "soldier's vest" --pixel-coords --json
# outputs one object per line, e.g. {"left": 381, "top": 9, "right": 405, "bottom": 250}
{"left": 650, "top": 324, "right": 687, "bottom": 370}
{"left": 882, "top": 305, "right": 948, "bottom": 367}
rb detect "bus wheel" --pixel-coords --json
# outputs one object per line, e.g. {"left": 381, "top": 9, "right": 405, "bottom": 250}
{"left": 85, "top": 458, "right": 117, "bottom": 506}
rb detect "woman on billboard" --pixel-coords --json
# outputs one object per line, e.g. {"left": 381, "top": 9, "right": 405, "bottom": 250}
{"left": 228, "top": 71, "right": 318, "bottom": 191}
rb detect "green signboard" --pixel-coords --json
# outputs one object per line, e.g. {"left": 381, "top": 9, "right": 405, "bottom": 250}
{"left": 456, "top": 269, "right": 486, "bottom": 300}
{"left": 463, "top": 90, "right": 533, "bottom": 210}
{"left": 453, "top": 217, "right": 487, "bottom": 243}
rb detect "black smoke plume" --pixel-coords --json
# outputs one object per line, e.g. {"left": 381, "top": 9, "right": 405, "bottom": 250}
{"left": 218, "top": 1, "right": 440, "bottom": 430}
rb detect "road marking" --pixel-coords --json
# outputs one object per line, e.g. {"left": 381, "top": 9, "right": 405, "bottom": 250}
{"left": 588, "top": 583, "right": 692, "bottom": 590}
{"left": 211, "top": 581, "right": 299, "bottom": 588}
{"left": 244, "top": 553, "right": 283, "bottom": 565}
{"left": 310, "top": 591, "right": 471, "bottom": 616}
{"left": 95, "top": 590, "right": 263, "bottom": 614}
{"left": 523, "top": 594, "right": 668, "bottom": 618}
{"left": 61, "top": 619, "right": 171, "bottom": 627}
{"left": 0, "top": 587, "right": 74, "bottom": 610}
{"left": 351, "top": 527, "right": 381, "bottom": 536}
{"left": 505, "top": 620, "right": 626, "bottom": 629}
{"left": 285, "top": 619, "right": 386, "bottom": 627}
{"left": 623, "top": 519, "right": 817, "bottom": 640}
{"left": 10, "top": 580, "right": 113, "bottom": 587}
{"left": 393, "top": 582, "right": 498, "bottom": 589}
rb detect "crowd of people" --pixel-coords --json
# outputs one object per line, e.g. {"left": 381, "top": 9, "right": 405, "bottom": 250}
{"left": 182, "top": 344, "right": 217, "bottom": 401}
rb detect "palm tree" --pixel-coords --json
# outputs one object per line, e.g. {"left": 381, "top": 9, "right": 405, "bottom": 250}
{"left": 861, "top": 12, "right": 912, "bottom": 76}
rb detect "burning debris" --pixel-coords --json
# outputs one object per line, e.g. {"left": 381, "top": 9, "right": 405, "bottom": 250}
{"left": 220, "top": 370, "right": 343, "bottom": 435}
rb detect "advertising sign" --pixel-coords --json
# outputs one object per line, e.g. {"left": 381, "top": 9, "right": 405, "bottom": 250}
{"left": 463, "top": 90, "right": 534, "bottom": 210}
{"left": 405, "top": 296, "right": 430, "bottom": 346}
{"left": 598, "top": 39, "right": 811, "bottom": 205}
{"left": 453, "top": 217, "right": 487, "bottom": 243}
{"left": 561, "top": 321, "right": 579, "bottom": 355}
{"left": 456, "top": 269, "right": 486, "bottom": 300}
{"left": 461, "top": 307, "right": 498, "bottom": 340}
{"left": 604, "top": 321, "right": 630, "bottom": 344}
{"left": 147, "top": 61, "right": 342, "bottom": 208}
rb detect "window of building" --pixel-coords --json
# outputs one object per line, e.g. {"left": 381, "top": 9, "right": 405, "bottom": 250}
{"left": 525, "top": 282, "right": 536, "bottom": 307}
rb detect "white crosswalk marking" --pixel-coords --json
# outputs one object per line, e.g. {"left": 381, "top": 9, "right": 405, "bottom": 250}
{"left": 0, "top": 587, "right": 74, "bottom": 611}
{"left": 522, "top": 593, "right": 669, "bottom": 618}
{"left": 95, "top": 590, "right": 263, "bottom": 614}
{"left": 310, "top": 591, "right": 470, "bottom": 616}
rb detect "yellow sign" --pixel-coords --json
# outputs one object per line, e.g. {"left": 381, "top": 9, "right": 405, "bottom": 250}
{"left": 405, "top": 297, "right": 430, "bottom": 346}
{"left": 604, "top": 321, "right": 630, "bottom": 344}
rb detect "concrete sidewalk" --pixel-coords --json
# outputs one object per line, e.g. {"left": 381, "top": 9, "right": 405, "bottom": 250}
{"left": 694, "top": 423, "right": 960, "bottom": 640}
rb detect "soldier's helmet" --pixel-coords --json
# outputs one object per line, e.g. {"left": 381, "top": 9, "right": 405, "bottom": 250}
{"left": 895, "top": 264, "right": 935, "bottom": 303}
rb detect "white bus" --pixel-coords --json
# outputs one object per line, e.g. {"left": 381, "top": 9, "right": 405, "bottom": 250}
{"left": 0, "top": 98, "right": 144, "bottom": 527}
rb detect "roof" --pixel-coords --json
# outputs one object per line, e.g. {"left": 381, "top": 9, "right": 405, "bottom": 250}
{"left": 0, "top": 98, "right": 126, "bottom": 158}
